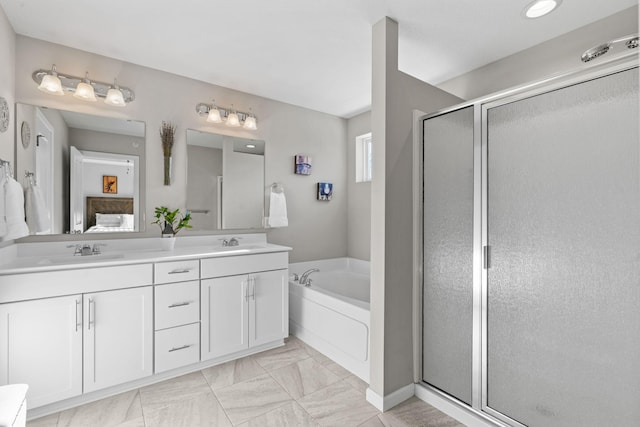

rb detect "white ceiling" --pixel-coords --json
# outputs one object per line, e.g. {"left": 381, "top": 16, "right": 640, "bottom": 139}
{"left": 1, "top": 0, "right": 638, "bottom": 118}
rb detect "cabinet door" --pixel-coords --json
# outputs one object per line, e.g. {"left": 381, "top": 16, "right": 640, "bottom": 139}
{"left": 201, "top": 276, "right": 248, "bottom": 360}
{"left": 84, "top": 286, "right": 152, "bottom": 393}
{"left": 0, "top": 295, "right": 82, "bottom": 408}
{"left": 249, "top": 270, "right": 288, "bottom": 347}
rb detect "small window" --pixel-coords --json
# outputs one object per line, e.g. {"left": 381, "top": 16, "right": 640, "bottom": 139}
{"left": 355, "top": 132, "right": 372, "bottom": 183}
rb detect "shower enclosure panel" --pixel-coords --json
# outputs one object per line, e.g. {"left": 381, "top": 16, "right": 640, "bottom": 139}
{"left": 422, "top": 106, "right": 475, "bottom": 405}
{"left": 484, "top": 68, "right": 640, "bottom": 427}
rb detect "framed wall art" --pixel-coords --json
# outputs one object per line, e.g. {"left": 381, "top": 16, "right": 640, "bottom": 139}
{"left": 103, "top": 175, "right": 118, "bottom": 194}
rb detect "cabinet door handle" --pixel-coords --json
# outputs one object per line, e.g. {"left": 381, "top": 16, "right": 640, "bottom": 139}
{"left": 250, "top": 276, "right": 256, "bottom": 300}
{"left": 168, "top": 269, "right": 191, "bottom": 274}
{"left": 88, "top": 298, "right": 95, "bottom": 330}
{"left": 168, "top": 302, "right": 190, "bottom": 308}
{"left": 243, "top": 281, "right": 249, "bottom": 302}
{"left": 168, "top": 345, "right": 191, "bottom": 352}
{"left": 75, "top": 299, "right": 81, "bottom": 332}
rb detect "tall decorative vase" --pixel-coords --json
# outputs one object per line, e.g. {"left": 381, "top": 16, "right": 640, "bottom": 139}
{"left": 163, "top": 156, "right": 172, "bottom": 186}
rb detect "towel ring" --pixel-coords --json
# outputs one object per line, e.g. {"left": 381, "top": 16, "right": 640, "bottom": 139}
{"left": 271, "top": 182, "right": 284, "bottom": 193}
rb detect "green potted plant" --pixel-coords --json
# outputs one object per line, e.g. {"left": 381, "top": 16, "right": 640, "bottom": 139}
{"left": 152, "top": 206, "right": 192, "bottom": 250}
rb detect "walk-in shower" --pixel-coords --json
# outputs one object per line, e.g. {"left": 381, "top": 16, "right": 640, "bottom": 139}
{"left": 419, "top": 54, "right": 639, "bottom": 427}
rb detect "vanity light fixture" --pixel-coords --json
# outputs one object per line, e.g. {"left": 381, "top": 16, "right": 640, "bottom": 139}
{"left": 73, "top": 72, "right": 97, "bottom": 102}
{"left": 37, "top": 64, "right": 65, "bottom": 96}
{"left": 523, "top": 0, "right": 561, "bottom": 19}
{"left": 33, "top": 65, "right": 136, "bottom": 105}
{"left": 195, "top": 102, "right": 258, "bottom": 131}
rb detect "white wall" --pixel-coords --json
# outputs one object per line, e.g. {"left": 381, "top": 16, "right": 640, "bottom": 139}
{"left": 0, "top": 6, "right": 14, "bottom": 176}
{"left": 347, "top": 111, "right": 371, "bottom": 261}
{"left": 14, "top": 35, "right": 348, "bottom": 262}
{"left": 369, "top": 17, "right": 463, "bottom": 398}
{"left": 438, "top": 6, "right": 639, "bottom": 100}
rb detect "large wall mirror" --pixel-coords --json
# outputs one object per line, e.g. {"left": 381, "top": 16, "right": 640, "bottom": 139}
{"left": 186, "top": 129, "right": 265, "bottom": 230}
{"left": 15, "top": 103, "right": 145, "bottom": 235}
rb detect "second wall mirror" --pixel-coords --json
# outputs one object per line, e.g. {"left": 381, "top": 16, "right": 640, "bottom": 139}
{"left": 186, "top": 129, "right": 265, "bottom": 230}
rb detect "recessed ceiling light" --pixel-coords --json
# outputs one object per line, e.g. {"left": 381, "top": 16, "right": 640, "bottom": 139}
{"left": 523, "top": 0, "right": 561, "bottom": 19}
{"left": 246, "top": 144, "right": 256, "bottom": 149}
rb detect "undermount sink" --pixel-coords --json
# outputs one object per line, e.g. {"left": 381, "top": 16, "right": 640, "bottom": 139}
{"left": 38, "top": 252, "right": 125, "bottom": 265}
{"left": 213, "top": 244, "right": 264, "bottom": 254}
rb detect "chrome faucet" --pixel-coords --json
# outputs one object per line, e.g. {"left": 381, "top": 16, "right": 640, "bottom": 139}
{"left": 68, "top": 244, "right": 92, "bottom": 256}
{"left": 221, "top": 237, "right": 240, "bottom": 247}
{"left": 299, "top": 268, "right": 319, "bottom": 286}
{"left": 67, "top": 243, "right": 106, "bottom": 256}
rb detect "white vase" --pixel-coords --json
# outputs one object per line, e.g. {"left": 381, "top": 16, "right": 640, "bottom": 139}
{"left": 161, "top": 235, "right": 176, "bottom": 251}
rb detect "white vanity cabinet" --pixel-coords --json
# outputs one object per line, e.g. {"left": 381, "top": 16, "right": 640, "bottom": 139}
{"left": 83, "top": 286, "right": 153, "bottom": 393}
{"left": 201, "top": 253, "right": 288, "bottom": 360}
{"left": 0, "top": 263, "right": 153, "bottom": 406}
{"left": 0, "top": 295, "right": 83, "bottom": 408}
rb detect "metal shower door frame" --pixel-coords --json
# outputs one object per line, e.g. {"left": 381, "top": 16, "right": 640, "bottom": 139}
{"left": 417, "top": 53, "right": 639, "bottom": 427}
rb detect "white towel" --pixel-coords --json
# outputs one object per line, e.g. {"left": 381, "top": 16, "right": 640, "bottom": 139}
{"left": 268, "top": 189, "right": 288, "bottom": 228}
{"left": 3, "top": 178, "right": 29, "bottom": 241}
{"left": 0, "top": 176, "right": 7, "bottom": 238}
{"left": 25, "top": 183, "right": 50, "bottom": 234}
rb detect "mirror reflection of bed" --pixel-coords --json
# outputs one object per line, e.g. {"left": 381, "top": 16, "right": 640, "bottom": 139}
{"left": 85, "top": 197, "right": 135, "bottom": 233}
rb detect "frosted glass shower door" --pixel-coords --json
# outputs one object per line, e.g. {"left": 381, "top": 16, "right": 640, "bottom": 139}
{"left": 486, "top": 68, "right": 640, "bottom": 426}
{"left": 423, "top": 106, "right": 474, "bottom": 404}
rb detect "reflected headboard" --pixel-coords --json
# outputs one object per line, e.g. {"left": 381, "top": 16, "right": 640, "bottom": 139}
{"left": 86, "top": 197, "right": 134, "bottom": 229}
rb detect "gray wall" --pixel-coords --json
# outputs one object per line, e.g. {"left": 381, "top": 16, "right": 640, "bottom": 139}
{"left": 347, "top": 111, "right": 371, "bottom": 261}
{"left": 0, "top": 7, "right": 14, "bottom": 174}
{"left": 14, "top": 35, "right": 348, "bottom": 263}
{"left": 438, "top": 6, "right": 639, "bottom": 100}
{"left": 369, "top": 17, "right": 463, "bottom": 397}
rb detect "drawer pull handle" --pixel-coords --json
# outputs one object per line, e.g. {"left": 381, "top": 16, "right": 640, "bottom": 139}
{"left": 168, "top": 269, "right": 191, "bottom": 274}
{"left": 168, "top": 302, "right": 191, "bottom": 308}
{"left": 168, "top": 345, "right": 191, "bottom": 352}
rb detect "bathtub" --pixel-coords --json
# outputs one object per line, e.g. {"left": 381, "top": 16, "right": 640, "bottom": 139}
{"left": 289, "top": 257, "right": 370, "bottom": 381}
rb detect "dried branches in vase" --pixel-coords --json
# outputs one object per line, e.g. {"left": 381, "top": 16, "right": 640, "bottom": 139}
{"left": 160, "top": 121, "right": 176, "bottom": 185}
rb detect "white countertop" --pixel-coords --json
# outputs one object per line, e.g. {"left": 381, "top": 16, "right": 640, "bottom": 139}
{"left": 0, "top": 234, "right": 291, "bottom": 276}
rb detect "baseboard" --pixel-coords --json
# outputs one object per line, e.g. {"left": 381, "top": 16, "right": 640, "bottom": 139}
{"left": 366, "top": 383, "right": 415, "bottom": 412}
{"left": 414, "top": 383, "right": 506, "bottom": 427}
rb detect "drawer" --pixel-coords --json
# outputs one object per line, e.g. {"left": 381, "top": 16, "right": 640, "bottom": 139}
{"left": 154, "top": 323, "right": 200, "bottom": 373}
{"left": 155, "top": 281, "right": 200, "bottom": 330}
{"left": 0, "top": 264, "right": 153, "bottom": 304}
{"left": 201, "top": 252, "right": 288, "bottom": 279}
{"left": 154, "top": 260, "right": 200, "bottom": 284}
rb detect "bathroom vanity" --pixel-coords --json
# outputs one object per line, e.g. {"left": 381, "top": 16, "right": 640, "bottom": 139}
{"left": 0, "top": 235, "right": 290, "bottom": 416}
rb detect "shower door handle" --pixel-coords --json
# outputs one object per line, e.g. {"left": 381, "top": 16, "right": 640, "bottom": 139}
{"left": 483, "top": 246, "right": 491, "bottom": 269}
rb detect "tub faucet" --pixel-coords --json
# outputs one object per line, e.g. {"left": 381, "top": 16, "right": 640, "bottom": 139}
{"left": 299, "top": 268, "right": 319, "bottom": 286}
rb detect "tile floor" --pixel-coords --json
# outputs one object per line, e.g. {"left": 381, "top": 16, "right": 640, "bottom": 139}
{"left": 27, "top": 337, "right": 465, "bottom": 427}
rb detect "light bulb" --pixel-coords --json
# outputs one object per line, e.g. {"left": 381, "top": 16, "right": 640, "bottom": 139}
{"left": 38, "top": 65, "right": 64, "bottom": 96}
{"left": 226, "top": 112, "right": 241, "bottom": 127}
{"left": 73, "top": 73, "right": 97, "bottom": 102}
{"left": 207, "top": 107, "right": 222, "bottom": 123}
{"left": 105, "top": 80, "right": 126, "bottom": 107}
{"left": 243, "top": 115, "right": 257, "bottom": 130}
